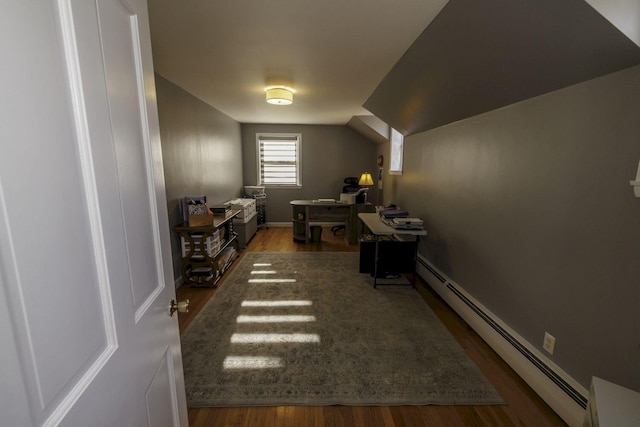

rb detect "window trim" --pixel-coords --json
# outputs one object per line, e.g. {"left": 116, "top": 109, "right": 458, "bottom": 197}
{"left": 256, "top": 133, "right": 302, "bottom": 188}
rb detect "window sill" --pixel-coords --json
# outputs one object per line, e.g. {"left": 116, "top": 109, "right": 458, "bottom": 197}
{"left": 262, "top": 185, "right": 303, "bottom": 189}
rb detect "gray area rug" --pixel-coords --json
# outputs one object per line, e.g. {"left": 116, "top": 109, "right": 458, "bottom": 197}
{"left": 181, "top": 252, "right": 504, "bottom": 406}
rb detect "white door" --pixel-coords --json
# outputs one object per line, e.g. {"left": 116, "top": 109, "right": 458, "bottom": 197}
{"left": 0, "top": 0, "right": 188, "bottom": 426}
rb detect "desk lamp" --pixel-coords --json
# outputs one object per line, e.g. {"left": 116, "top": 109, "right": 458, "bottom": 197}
{"left": 358, "top": 172, "right": 374, "bottom": 203}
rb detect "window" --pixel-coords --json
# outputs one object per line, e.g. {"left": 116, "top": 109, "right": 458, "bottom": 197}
{"left": 256, "top": 133, "right": 302, "bottom": 187}
{"left": 389, "top": 128, "right": 404, "bottom": 175}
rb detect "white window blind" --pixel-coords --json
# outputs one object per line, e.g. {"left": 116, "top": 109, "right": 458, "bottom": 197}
{"left": 257, "top": 134, "right": 301, "bottom": 186}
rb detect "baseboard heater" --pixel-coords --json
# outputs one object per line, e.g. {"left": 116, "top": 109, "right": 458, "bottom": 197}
{"left": 417, "top": 258, "right": 588, "bottom": 409}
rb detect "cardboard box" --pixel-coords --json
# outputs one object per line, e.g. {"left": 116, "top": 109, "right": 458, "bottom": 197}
{"left": 188, "top": 213, "right": 214, "bottom": 227}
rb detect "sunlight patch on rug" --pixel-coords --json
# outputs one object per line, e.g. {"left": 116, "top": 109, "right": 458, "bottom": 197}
{"left": 222, "top": 356, "right": 284, "bottom": 370}
{"left": 247, "top": 278, "right": 297, "bottom": 283}
{"left": 241, "top": 300, "right": 313, "bottom": 307}
{"left": 230, "top": 333, "right": 321, "bottom": 344}
{"left": 236, "top": 315, "right": 316, "bottom": 323}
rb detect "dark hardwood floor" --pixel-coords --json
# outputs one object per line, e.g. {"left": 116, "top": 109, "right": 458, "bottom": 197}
{"left": 176, "top": 226, "right": 567, "bottom": 426}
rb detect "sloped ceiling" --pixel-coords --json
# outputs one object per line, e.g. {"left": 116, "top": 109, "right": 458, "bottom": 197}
{"left": 347, "top": 115, "right": 390, "bottom": 144}
{"left": 364, "top": 0, "right": 640, "bottom": 136}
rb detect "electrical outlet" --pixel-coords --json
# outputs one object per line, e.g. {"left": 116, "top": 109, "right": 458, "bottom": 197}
{"left": 543, "top": 332, "right": 556, "bottom": 355}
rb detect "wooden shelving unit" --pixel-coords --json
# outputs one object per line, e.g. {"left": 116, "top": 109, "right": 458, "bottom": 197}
{"left": 174, "top": 209, "right": 240, "bottom": 287}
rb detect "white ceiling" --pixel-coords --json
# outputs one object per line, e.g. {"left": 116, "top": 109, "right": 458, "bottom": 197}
{"left": 147, "top": 0, "right": 448, "bottom": 125}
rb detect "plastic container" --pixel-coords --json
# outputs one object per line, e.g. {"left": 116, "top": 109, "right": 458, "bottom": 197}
{"left": 226, "top": 198, "right": 256, "bottom": 220}
{"left": 244, "top": 186, "right": 265, "bottom": 196}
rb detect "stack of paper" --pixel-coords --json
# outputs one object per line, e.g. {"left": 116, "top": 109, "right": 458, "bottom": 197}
{"left": 379, "top": 208, "right": 409, "bottom": 218}
{"left": 392, "top": 218, "right": 423, "bottom": 225}
{"left": 389, "top": 217, "right": 424, "bottom": 230}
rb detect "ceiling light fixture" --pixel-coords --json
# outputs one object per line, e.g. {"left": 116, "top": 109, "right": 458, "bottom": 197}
{"left": 265, "top": 86, "right": 295, "bottom": 105}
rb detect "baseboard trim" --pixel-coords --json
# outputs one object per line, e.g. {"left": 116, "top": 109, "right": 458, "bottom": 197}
{"left": 265, "top": 222, "right": 344, "bottom": 228}
{"left": 174, "top": 275, "right": 183, "bottom": 289}
{"left": 416, "top": 255, "right": 588, "bottom": 427}
{"left": 263, "top": 222, "right": 291, "bottom": 228}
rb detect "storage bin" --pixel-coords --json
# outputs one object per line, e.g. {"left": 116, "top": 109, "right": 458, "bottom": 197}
{"left": 226, "top": 198, "right": 256, "bottom": 220}
{"left": 233, "top": 213, "right": 257, "bottom": 249}
{"left": 244, "top": 186, "right": 265, "bottom": 196}
{"left": 181, "top": 233, "right": 220, "bottom": 257}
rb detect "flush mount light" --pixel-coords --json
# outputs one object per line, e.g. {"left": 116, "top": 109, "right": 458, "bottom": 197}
{"left": 265, "top": 86, "right": 295, "bottom": 105}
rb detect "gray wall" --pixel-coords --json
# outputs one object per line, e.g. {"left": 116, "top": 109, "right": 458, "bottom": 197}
{"left": 155, "top": 75, "right": 243, "bottom": 280}
{"left": 381, "top": 65, "right": 640, "bottom": 391}
{"left": 241, "top": 124, "right": 379, "bottom": 222}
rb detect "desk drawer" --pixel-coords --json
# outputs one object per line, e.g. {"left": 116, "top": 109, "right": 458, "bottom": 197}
{"left": 308, "top": 205, "right": 349, "bottom": 221}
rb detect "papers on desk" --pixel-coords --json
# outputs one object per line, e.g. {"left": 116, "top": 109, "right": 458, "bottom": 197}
{"left": 379, "top": 208, "right": 409, "bottom": 218}
{"left": 381, "top": 217, "right": 424, "bottom": 230}
{"left": 392, "top": 217, "right": 423, "bottom": 225}
{"left": 313, "top": 198, "right": 339, "bottom": 203}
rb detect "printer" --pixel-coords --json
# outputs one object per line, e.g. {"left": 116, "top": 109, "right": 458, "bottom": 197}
{"left": 339, "top": 187, "right": 368, "bottom": 204}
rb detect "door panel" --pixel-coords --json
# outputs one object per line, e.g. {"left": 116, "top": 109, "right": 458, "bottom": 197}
{"left": 97, "top": 0, "right": 163, "bottom": 315}
{"left": 0, "top": 0, "right": 187, "bottom": 425}
{"left": 2, "top": 108, "right": 111, "bottom": 413}
{"left": 0, "top": 1, "right": 113, "bottom": 419}
{"left": 146, "top": 349, "right": 180, "bottom": 427}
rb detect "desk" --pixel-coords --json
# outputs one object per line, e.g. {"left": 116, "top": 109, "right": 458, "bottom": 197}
{"left": 290, "top": 200, "right": 373, "bottom": 245}
{"left": 358, "top": 213, "right": 427, "bottom": 288}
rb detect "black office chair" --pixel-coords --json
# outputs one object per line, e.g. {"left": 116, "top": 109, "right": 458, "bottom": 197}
{"left": 332, "top": 177, "right": 362, "bottom": 235}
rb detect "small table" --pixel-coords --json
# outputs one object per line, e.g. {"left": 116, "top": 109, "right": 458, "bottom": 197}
{"left": 358, "top": 213, "right": 427, "bottom": 288}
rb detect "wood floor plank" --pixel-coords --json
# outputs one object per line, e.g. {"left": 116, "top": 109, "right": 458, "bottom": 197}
{"left": 243, "top": 406, "right": 268, "bottom": 427}
{"left": 328, "top": 405, "right": 355, "bottom": 427}
{"left": 395, "top": 405, "right": 426, "bottom": 427}
{"left": 259, "top": 406, "right": 278, "bottom": 427}
{"left": 223, "top": 406, "right": 247, "bottom": 427}
{"left": 475, "top": 406, "right": 519, "bottom": 427}
{"left": 187, "top": 407, "right": 207, "bottom": 426}
{"left": 378, "top": 406, "right": 397, "bottom": 427}
{"left": 418, "top": 406, "right": 466, "bottom": 426}
{"left": 177, "top": 227, "right": 567, "bottom": 427}
{"left": 352, "top": 406, "right": 386, "bottom": 427}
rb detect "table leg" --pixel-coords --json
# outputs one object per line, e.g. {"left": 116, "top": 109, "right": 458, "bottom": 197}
{"left": 373, "top": 236, "right": 379, "bottom": 288}
{"left": 305, "top": 206, "right": 310, "bottom": 243}
{"left": 411, "top": 237, "right": 419, "bottom": 289}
